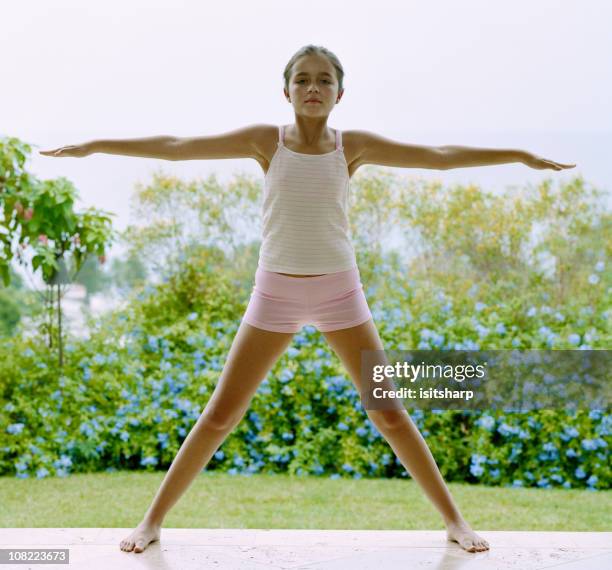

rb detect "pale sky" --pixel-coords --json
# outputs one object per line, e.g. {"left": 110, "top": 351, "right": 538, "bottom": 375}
{"left": 2, "top": 0, "right": 610, "bottom": 266}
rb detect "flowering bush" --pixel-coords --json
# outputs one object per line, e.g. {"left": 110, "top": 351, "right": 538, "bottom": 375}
{"left": 0, "top": 246, "right": 609, "bottom": 489}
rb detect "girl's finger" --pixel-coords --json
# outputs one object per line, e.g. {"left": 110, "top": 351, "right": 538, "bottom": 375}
{"left": 542, "top": 160, "right": 564, "bottom": 170}
{"left": 549, "top": 160, "right": 576, "bottom": 168}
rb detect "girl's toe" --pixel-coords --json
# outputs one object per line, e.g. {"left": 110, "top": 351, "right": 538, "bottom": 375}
{"left": 134, "top": 540, "right": 145, "bottom": 552}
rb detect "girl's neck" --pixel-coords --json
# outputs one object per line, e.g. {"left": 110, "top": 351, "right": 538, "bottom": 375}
{"left": 290, "top": 118, "right": 332, "bottom": 146}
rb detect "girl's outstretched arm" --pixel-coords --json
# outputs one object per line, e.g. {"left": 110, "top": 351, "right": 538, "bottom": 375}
{"left": 347, "top": 130, "right": 576, "bottom": 171}
{"left": 40, "top": 135, "right": 179, "bottom": 160}
{"left": 39, "top": 124, "right": 271, "bottom": 162}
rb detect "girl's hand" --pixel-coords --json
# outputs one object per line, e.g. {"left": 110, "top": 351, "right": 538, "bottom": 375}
{"left": 39, "top": 143, "right": 92, "bottom": 158}
{"left": 522, "top": 152, "right": 576, "bottom": 171}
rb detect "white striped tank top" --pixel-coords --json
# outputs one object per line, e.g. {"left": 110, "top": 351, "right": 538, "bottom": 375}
{"left": 257, "top": 124, "right": 358, "bottom": 274}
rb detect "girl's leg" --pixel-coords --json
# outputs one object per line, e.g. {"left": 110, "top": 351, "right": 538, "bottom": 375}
{"left": 120, "top": 321, "right": 295, "bottom": 553}
{"left": 320, "top": 318, "right": 490, "bottom": 553}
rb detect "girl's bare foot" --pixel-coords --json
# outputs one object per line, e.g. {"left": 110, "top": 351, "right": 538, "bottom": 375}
{"left": 119, "top": 520, "right": 162, "bottom": 553}
{"left": 446, "top": 520, "right": 490, "bottom": 552}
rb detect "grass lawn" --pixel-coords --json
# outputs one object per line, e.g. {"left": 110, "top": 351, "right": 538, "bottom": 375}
{"left": 1, "top": 471, "right": 610, "bottom": 530}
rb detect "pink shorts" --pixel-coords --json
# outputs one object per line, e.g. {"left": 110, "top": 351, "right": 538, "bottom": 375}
{"left": 242, "top": 266, "right": 373, "bottom": 333}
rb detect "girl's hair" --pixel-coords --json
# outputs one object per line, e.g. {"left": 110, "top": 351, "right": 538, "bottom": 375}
{"left": 283, "top": 45, "right": 345, "bottom": 92}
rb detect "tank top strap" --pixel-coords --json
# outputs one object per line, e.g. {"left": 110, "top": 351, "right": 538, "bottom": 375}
{"left": 335, "top": 128, "right": 343, "bottom": 151}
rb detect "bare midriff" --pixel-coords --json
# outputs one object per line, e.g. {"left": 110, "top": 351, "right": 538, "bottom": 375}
{"left": 276, "top": 273, "right": 326, "bottom": 278}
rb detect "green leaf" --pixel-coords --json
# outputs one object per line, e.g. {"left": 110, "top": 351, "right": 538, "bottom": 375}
{"left": 0, "top": 263, "right": 9, "bottom": 286}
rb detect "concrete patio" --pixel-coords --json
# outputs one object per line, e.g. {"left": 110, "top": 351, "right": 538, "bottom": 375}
{"left": 1, "top": 528, "right": 611, "bottom": 569}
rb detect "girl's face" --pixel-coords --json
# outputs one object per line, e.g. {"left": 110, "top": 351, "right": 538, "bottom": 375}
{"left": 285, "top": 54, "right": 342, "bottom": 115}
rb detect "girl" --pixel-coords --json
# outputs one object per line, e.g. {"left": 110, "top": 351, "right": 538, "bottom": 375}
{"left": 41, "top": 44, "right": 574, "bottom": 556}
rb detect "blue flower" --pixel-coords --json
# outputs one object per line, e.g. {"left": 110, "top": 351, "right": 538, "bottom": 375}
{"left": 511, "top": 479, "right": 524, "bottom": 487}
{"left": 588, "top": 274, "right": 600, "bottom": 285}
{"left": 539, "top": 326, "right": 552, "bottom": 337}
{"left": 337, "top": 422, "right": 349, "bottom": 432}
{"left": 342, "top": 463, "right": 354, "bottom": 472}
{"left": 568, "top": 333, "right": 581, "bottom": 346}
{"left": 595, "top": 261, "right": 604, "bottom": 272}
{"left": 497, "top": 422, "right": 519, "bottom": 437}
{"left": 36, "top": 467, "right": 50, "bottom": 479}
{"left": 565, "top": 448, "right": 578, "bottom": 458}
{"left": 79, "top": 422, "right": 95, "bottom": 438}
{"left": 470, "top": 464, "right": 484, "bottom": 477}
{"left": 279, "top": 369, "right": 294, "bottom": 383}
{"left": 187, "top": 312, "right": 198, "bottom": 321}
{"left": 586, "top": 475, "right": 598, "bottom": 486}
{"left": 140, "top": 456, "right": 158, "bottom": 467}
{"left": 574, "top": 467, "right": 586, "bottom": 479}
{"left": 475, "top": 323, "right": 490, "bottom": 338}
{"left": 581, "top": 439, "right": 597, "bottom": 451}
{"left": 471, "top": 453, "right": 487, "bottom": 464}
{"left": 526, "top": 307, "right": 537, "bottom": 317}
{"left": 53, "top": 455, "right": 72, "bottom": 470}
{"left": 7, "top": 423, "right": 25, "bottom": 435}
{"left": 330, "top": 473, "right": 341, "bottom": 479}
{"left": 476, "top": 415, "right": 495, "bottom": 431}
{"left": 475, "top": 302, "right": 487, "bottom": 312}
{"left": 562, "top": 426, "right": 579, "bottom": 440}
{"left": 93, "top": 353, "right": 106, "bottom": 365}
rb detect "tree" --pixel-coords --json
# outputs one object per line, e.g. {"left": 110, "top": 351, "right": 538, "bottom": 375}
{"left": 0, "top": 136, "right": 118, "bottom": 367}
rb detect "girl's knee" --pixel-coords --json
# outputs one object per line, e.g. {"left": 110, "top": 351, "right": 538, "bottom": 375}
{"left": 368, "top": 408, "right": 410, "bottom": 431}
{"left": 199, "top": 406, "right": 243, "bottom": 433}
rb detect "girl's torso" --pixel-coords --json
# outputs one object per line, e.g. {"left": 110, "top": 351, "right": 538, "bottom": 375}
{"left": 255, "top": 125, "right": 359, "bottom": 278}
